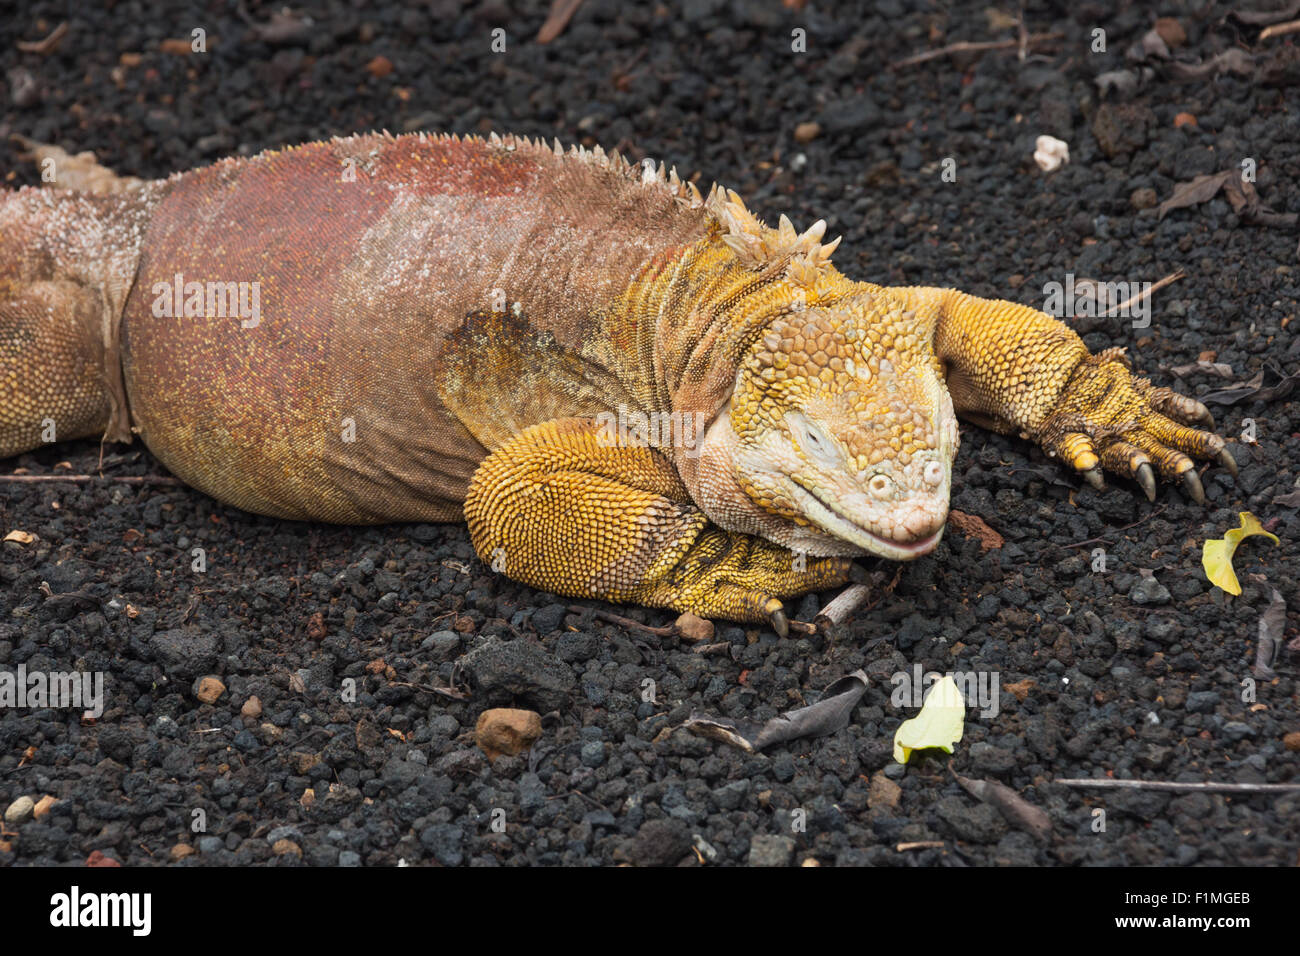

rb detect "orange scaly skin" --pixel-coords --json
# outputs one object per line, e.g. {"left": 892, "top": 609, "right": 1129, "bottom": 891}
{"left": 0, "top": 132, "right": 1234, "bottom": 628}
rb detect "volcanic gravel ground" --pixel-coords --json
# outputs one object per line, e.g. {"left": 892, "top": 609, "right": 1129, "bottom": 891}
{"left": 1, "top": 0, "right": 1298, "bottom": 867}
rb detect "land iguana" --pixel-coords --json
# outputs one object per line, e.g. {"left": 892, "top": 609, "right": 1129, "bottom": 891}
{"left": 0, "top": 132, "right": 1236, "bottom": 633}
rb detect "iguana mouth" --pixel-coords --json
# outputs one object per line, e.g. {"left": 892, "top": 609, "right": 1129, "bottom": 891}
{"left": 790, "top": 481, "right": 944, "bottom": 560}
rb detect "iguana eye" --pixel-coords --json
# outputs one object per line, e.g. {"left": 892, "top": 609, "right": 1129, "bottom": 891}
{"left": 787, "top": 412, "right": 840, "bottom": 468}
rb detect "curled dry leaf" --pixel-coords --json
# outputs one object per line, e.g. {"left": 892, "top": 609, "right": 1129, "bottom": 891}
{"left": 951, "top": 767, "right": 1053, "bottom": 843}
{"left": 3, "top": 530, "right": 35, "bottom": 544}
{"left": 1167, "top": 48, "right": 1256, "bottom": 81}
{"left": 1158, "top": 170, "right": 1233, "bottom": 219}
{"left": 1255, "top": 587, "right": 1286, "bottom": 680}
{"left": 682, "top": 670, "right": 868, "bottom": 753}
{"left": 1158, "top": 166, "right": 1297, "bottom": 227}
{"left": 1200, "top": 368, "right": 1300, "bottom": 406}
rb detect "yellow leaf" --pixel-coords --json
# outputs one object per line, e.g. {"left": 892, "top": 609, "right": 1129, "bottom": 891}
{"left": 1201, "top": 512, "right": 1279, "bottom": 596}
{"left": 894, "top": 674, "right": 965, "bottom": 764}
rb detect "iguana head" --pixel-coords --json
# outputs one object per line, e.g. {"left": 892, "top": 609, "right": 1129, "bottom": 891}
{"left": 710, "top": 290, "right": 959, "bottom": 560}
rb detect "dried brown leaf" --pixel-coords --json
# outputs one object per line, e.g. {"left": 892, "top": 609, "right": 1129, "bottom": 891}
{"left": 682, "top": 671, "right": 869, "bottom": 752}
{"left": 1255, "top": 587, "right": 1286, "bottom": 679}
{"left": 952, "top": 767, "right": 1053, "bottom": 842}
{"left": 1201, "top": 369, "right": 1300, "bottom": 406}
{"left": 1158, "top": 170, "right": 1232, "bottom": 219}
{"left": 1167, "top": 49, "right": 1255, "bottom": 81}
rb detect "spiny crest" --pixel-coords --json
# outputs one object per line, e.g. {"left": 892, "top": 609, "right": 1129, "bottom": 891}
{"left": 481, "top": 131, "right": 705, "bottom": 209}
{"left": 706, "top": 188, "right": 841, "bottom": 287}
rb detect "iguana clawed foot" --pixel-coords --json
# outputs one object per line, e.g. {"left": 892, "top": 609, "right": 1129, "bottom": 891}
{"left": 630, "top": 527, "right": 856, "bottom": 629}
{"left": 1034, "top": 347, "right": 1233, "bottom": 504}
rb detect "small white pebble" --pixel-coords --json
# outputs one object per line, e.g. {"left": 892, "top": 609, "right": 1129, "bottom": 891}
{"left": 4, "top": 795, "right": 35, "bottom": 826}
{"left": 1033, "top": 135, "right": 1070, "bottom": 173}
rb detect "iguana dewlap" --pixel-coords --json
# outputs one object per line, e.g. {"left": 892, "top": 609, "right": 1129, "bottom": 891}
{"left": 0, "top": 132, "right": 1235, "bottom": 629}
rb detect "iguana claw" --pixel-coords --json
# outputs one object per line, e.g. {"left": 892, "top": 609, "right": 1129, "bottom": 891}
{"left": 1182, "top": 469, "right": 1206, "bottom": 505}
{"left": 1083, "top": 467, "right": 1105, "bottom": 491}
{"left": 1218, "top": 448, "right": 1238, "bottom": 478}
{"left": 769, "top": 606, "right": 789, "bottom": 638}
{"left": 1135, "top": 462, "right": 1157, "bottom": 502}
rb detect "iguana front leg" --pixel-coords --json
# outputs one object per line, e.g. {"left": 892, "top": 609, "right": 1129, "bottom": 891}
{"left": 899, "top": 287, "right": 1233, "bottom": 502}
{"left": 464, "top": 418, "right": 854, "bottom": 630}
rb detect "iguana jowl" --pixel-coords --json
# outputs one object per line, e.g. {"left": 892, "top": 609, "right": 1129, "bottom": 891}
{"left": 0, "top": 132, "right": 1235, "bottom": 631}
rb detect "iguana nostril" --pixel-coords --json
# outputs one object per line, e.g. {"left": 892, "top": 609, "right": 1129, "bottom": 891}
{"left": 923, "top": 460, "right": 944, "bottom": 486}
{"left": 868, "top": 474, "right": 892, "bottom": 498}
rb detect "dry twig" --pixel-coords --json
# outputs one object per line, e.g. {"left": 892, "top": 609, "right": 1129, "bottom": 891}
{"left": 537, "top": 0, "right": 585, "bottom": 44}
{"left": 1260, "top": 19, "right": 1300, "bottom": 40}
{"left": 16, "top": 21, "right": 68, "bottom": 55}
{"left": 892, "top": 32, "right": 1063, "bottom": 69}
{"left": 1099, "top": 269, "right": 1186, "bottom": 318}
{"left": 0, "top": 472, "right": 183, "bottom": 485}
{"left": 1056, "top": 778, "right": 1300, "bottom": 793}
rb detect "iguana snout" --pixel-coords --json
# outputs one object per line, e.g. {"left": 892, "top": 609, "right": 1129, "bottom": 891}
{"left": 716, "top": 293, "right": 959, "bottom": 560}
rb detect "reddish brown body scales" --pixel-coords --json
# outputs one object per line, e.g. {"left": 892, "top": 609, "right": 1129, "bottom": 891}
{"left": 110, "top": 133, "right": 714, "bottom": 521}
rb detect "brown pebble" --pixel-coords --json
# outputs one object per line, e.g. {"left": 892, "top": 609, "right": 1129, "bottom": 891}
{"left": 272, "top": 838, "right": 302, "bottom": 857}
{"left": 793, "top": 121, "right": 821, "bottom": 144}
{"left": 32, "top": 794, "right": 57, "bottom": 819}
{"left": 1284, "top": 732, "right": 1300, "bottom": 752}
{"left": 475, "top": 708, "right": 543, "bottom": 761}
{"left": 292, "top": 751, "right": 322, "bottom": 774}
{"left": 868, "top": 773, "right": 902, "bottom": 810}
{"left": 674, "top": 612, "right": 714, "bottom": 643}
{"left": 169, "top": 843, "right": 196, "bottom": 862}
{"left": 1153, "top": 17, "right": 1186, "bottom": 49}
{"left": 365, "top": 55, "right": 393, "bottom": 78}
{"left": 196, "top": 676, "right": 225, "bottom": 704}
{"left": 1130, "top": 187, "right": 1158, "bottom": 210}
{"left": 240, "top": 695, "right": 262, "bottom": 719}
